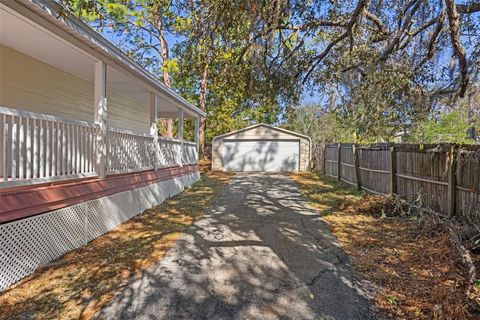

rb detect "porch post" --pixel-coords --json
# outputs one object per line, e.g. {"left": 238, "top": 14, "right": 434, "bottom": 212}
{"left": 94, "top": 61, "right": 107, "bottom": 178}
{"left": 149, "top": 92, "right": 159, "bottom": 129}
{"left": 194, "top": 117, "right": 199, "bottom": 150}
{"left": 150, "top": 93, "right": 159, "bottom": 171}
{"left": 178, "top": 108, "right": 184, "bottom": 166}
{"left": 177, "top": 108, "right": 184, "bottom": 141}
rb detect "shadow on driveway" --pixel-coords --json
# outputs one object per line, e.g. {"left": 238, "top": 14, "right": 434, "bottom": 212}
{"left": 99, "top": 174, "right": 375, "bottom": 320}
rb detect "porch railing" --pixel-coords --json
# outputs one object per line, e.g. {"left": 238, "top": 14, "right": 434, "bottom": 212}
{"left": 182, "top": 141, "right": 199, "bottom": 165}
{"left": 107, "top": 128, "right": 156, "bottom": 174}
{"left": 1, "top": 107, "right": 199, "bottom": 187}
{"left": 0, "top": 107, "right": 99, "bottom": 187}
{"left": 157, "top": 137, "right": 183, "bottom": 168}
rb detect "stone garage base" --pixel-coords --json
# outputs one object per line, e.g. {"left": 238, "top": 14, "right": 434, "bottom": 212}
{"left": 0, "top": 171, "right": 200, "bottom": 291}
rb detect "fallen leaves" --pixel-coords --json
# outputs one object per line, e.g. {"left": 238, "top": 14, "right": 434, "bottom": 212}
{"left": 291, "top": 171, "right": 480, "bottom": 320}
{"left": 0, "top": 165, "right": 231, "bottom": 320}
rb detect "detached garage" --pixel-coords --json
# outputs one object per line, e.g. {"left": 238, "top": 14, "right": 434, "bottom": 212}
{"left": 212, "top": 124, "right": 311, "bottom": 172}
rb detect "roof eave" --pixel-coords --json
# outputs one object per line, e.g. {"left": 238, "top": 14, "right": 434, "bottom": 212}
{"left": 9, "top": 0, "right": 205, "bottom": 118}
{"left": 212, "top": 123, "right": 311, "bottom": 142}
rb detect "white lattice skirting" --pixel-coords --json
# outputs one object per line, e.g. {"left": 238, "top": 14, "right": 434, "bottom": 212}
{"left": 0, "top": 171, "right": 200, "bottom": 291}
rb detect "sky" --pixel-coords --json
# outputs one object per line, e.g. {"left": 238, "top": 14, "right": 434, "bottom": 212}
{"left": 89, "top": 2, "right": 479, "bottom": 112}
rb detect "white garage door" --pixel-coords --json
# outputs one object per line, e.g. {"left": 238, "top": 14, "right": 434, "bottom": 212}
{"left": 223, "top": 140, "right": 300, "bottom": 172}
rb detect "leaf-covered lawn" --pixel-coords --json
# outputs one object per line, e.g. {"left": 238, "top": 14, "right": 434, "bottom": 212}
{"left": 290, "top": 172, "right": 476, "bottom": 320}
{"left": 0, "top": 167, "right": 232, "bottom": 320}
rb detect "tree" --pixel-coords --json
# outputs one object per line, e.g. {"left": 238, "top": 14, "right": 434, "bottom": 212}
{"left": 61, "top": 0, "right": 480, "bottom": 147}
{"left": 287, "top": 105, "right": 341, "bottom": 144}
{"left": 240, "top": 0, "right": 480, "bottom": 99}
{"left": 173, "top": 0, "right": 298, "bottom": 156}
{"left": 408, "top": 109, "right": 475, "bottom": 143}
{"left": 63, "top": 0, "right": 297, "bottom": 157}
{"left": 238, "top": 0, "right": 480, "bottom": 141}
{"left": 334, "top": 60, "right": 432, "bottom": 142}
{"left": 63, "top": 0, "right": 181, "bottom": 137}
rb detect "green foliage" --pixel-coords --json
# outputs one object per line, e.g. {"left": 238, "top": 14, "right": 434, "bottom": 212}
{"left": 316, "top": 50, "right": 432, "bottom": 143}
{"left": 65, "top": 0, "right": 294, "bottom": 146}
{"left": 474, "top": 279, "right": 480, "bottom": 288}
{"left": 386, "top": 295, "right": 398, "bottom": 305}
{"left": 288, "top": 60, "right": 433, "bottom": 144}
{"left": 62, "top": 0, "right": 480, "bottom": 147}
{"left": 172, "top": 0, "right": 296, "bottom": 142}
{"left": 287, "top": 105, "right": 343, "bottom": 144}
{"left": 163, "top": 58, "right": 179, "bottom": 74}
{"left": 408, "top": 110, "right": 475, "bottom": 144}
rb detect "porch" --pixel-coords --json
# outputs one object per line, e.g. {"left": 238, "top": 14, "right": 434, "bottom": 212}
{"left": 0, "top": 106, "right": 199, "bottom": 188}
{"left": 0, "top": 0, "right": 205, "bottom": 292}
{"left": 0, "top": 0, "right": 204, "bottom": 190}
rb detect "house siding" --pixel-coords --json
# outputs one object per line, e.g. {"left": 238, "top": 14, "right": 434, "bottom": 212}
{"left": 0, "top": 45, "right": 150, "bottom": 133}
{"left": 212, "top": 125, "right": 310, "bottom": 171}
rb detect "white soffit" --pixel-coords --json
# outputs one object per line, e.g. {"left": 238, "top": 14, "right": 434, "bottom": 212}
{"left": 0, "top": 3, "right": 199, "bottom": 118}
{"left": 0, "top": 4, "right": 95, "bottom": 82}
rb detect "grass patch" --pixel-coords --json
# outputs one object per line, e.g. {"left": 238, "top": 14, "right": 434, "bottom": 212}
{"left": 290, "top": 171, "right": 477, "bottom": 320}
{"left": 290, "top": 171, "right": 363, "bottom": 214}
{"left": 0, "top": 165, "right": 232, "bottom": 320}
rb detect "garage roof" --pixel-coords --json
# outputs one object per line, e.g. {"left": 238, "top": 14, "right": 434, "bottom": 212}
{"left": 212, "top": 123, "right": 311, "bottom": 142}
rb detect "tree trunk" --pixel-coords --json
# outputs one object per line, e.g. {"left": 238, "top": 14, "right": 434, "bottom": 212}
{"left": 445, "top": 0, "right": 469, "bottom": 98}
{"left": 154, "top": 13, "right": 174, "bottom": 138}
{"left": 199, "top": 63, "right": 209, "bottom": 159}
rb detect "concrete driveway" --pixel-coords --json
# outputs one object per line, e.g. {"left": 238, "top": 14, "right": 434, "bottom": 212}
{"left": 100, "top": 174, "right": 375, "bottom": 320}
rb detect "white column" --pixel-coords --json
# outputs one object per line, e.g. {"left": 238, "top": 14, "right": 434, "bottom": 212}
{"left": 94, "top": 61, "right": 107, "bottom": 178}
{"left": 149, "top": 93, "right": 159, "bottom": 135}
{"left": 194, "top": 117, "right": 199, "bottom": 149}
{"left": 194, "top": 117, "right": 200, "bottom": 163}
{"left": 177, "top": 108, "right": 184, "bottom": 141}
{"left": 178, "top": 108, "right": 184, "bottom": 166}
{"left": 150, "top": 93, "right": 159, "bottom": 171}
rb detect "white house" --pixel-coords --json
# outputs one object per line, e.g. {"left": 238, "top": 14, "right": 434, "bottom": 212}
{"left": 0, "top": 0, "right": 205, "bottom": 290}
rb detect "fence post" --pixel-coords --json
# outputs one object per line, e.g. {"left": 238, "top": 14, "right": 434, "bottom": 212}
{"left": 337, "top": 143, "right": 341, "bottom": 181}
{"left": 389, "top": 145, "right": 397, "bottom": 194}
{"left": 353, "top": 144, "right": 361, "bottom": 190}
{"left": 447, "top": 145, "right": 457, "bottom": 217}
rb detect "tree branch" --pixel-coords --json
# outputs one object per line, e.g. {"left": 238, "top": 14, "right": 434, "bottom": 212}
{"left": 365, "top": 10, "right": 389, "bottom": 35}
{"left": 420, "top": 10, "right": 446, "bottom": 65}
{"left": 301, "top": 0, "right": 368, "bottom": 83}
{"left": 456, "top": 3, "right": 480, "bottom": 14}
{"left": 237, "top": 19, "right": 348, "bottom": 64}
{"left": 445, "top": 0, "right": 469, "bottom": 97}
{"left": 381, "top": 0, "right": 422, "bottom": 59}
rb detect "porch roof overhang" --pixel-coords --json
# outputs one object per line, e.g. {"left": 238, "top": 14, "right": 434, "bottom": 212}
{"left": 0, "top": 0, "right": 205, "bottom": 119}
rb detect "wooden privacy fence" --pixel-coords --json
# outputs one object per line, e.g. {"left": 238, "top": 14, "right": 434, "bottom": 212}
{"left": 323, "top": 143, "right": 480, "bottom": 219}
{"left": 312, "top": 143, "right": 326, "bottom": 170}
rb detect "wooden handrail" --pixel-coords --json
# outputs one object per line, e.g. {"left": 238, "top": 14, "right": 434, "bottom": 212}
{"left": 0, "top": 106, "right": 98, "bottom": 128}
